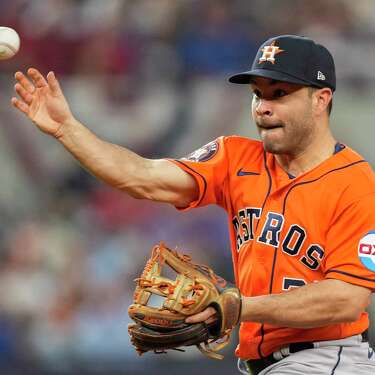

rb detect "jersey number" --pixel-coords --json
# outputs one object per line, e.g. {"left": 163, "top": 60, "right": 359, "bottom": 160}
{"left": 282, "top": 277, "right": 306, "bottom": 291}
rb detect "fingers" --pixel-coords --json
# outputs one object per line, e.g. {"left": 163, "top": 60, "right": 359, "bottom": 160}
{"left": 11, "top": 97, "right": 29, "bottom": 115}
{"left": 185, "top": 307, "right": 217, "bottom": 324}
{"left": 46, "top": 71, "right": 61, "bottom": 95}
{"left": 15, "top": 69, "right": 60, "bottom": 95}
{"left": 14, "top": 68, "right": 48, "bottom": 97}
{"left": 13, "top": 71, "right": 32, "bottom": 115}
{"left": 27, "top": 68, "right": 48, "bottom": 88}
{"left": 14, "top": 83, "right": 33, "bottom": 105}
{"left": 14, "top": 71, "right": 35, "bottom": 93}
{"left": 12, "top": 68, "right": 48, "bottom": 117}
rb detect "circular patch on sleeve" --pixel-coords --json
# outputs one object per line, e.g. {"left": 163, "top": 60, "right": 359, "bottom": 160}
{"left": 358, "top": 231, "right": 375, "bottom": 272}
{"left": 182, "top": 141, "right": 219, "bottom": 162}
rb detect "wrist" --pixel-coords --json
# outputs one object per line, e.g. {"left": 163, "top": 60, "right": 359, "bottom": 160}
{"left": 53, "top": 117, "right": 78, "bottom": 140}
{"left": 240, "top": 295, "right": 264, "bottom": 323}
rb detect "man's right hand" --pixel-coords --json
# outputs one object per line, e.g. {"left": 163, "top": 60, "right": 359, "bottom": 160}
{"left": 11, "top": 68, "right": 199, "bottom": 208}
{"left": 12, "top": 68, "right": 74, "bottom": 138}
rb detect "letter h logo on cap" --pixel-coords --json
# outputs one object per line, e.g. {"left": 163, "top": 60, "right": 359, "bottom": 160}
{"left": 259, "top": 40, "right": 284, "bottom": 64}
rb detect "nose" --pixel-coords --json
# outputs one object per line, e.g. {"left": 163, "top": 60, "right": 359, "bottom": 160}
{"left": 255, "top": 99, "right": 273, "bottom": 117}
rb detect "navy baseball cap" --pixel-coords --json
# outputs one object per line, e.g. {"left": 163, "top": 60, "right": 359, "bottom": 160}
{"left": 228, "top": 35, "right": 336, "bottom": 91}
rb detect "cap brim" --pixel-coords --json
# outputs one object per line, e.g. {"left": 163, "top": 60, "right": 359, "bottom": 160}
{"left": 228, "top": 69, "right": 313, "bottom": 86}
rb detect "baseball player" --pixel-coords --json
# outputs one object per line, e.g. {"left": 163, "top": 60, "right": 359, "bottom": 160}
{"left": 11, "top": 35, "right": 375, "bottom": 374}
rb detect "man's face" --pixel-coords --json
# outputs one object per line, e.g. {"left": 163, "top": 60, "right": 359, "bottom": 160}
{"left": 251, "top": 77, "right": 316, "bottom": 156}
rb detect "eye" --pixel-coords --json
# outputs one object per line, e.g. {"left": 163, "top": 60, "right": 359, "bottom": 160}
{"left": 274, "top": 89, "right": 287, "bottom": 98}
{"left": 253, "top": 89, "right": 262, "bottom": 99}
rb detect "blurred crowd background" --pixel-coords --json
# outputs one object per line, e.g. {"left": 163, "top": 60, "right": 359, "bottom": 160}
{"left": 0, "top": 0, "right": 374, "bottom": 374}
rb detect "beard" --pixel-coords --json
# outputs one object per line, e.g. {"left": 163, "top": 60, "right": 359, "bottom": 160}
{"left": 256, "top": 116, "right": 315, "bottom": 156}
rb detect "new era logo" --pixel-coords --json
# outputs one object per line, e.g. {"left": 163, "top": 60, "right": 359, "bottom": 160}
{"left": 317, "top": 71, "right": 326, "bottom": 81}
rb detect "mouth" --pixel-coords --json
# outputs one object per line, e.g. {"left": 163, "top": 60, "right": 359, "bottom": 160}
{"left": 257, "top": 123, "right": 284, "bottom": 130}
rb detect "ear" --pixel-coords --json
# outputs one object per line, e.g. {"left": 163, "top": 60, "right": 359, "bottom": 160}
{"left": 312, "top": 88, "right": 332, "bottom": 116}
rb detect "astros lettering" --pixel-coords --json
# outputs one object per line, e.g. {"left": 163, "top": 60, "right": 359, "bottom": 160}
{"left": 232, "top": 208, "right": 324, "bottom": 270}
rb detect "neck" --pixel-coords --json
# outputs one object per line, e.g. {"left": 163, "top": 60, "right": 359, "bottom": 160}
{"left": 275, "top": 128, "right": 336, "bottom": 177}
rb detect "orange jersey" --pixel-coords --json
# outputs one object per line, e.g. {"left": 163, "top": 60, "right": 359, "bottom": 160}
{"left": 169, "top": 135, "right": 375, "bottom": 360}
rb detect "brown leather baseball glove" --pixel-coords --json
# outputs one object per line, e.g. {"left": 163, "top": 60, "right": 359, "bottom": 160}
{"left": 128, "top": 242, "right": 241, "bottom": 360}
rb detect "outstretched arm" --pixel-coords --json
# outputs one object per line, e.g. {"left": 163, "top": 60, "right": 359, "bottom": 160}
{"left": 11, "top": 68, "right": 198, "bottom": 207}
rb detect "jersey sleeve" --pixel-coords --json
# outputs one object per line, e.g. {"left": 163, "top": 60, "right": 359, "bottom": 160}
{"left": 323, "top": 192, "right": 375, "bottom": 290}
{"left": 168, "top": 137, "right": 229, "bottom": 210}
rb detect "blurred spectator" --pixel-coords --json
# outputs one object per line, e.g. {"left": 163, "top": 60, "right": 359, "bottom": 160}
{"left": 177, "top": 1, "right": 257, "bottom": 76}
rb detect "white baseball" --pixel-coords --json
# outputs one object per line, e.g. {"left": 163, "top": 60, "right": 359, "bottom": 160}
{"left": 0, "top": 27, "right": 20, "bottom": 60}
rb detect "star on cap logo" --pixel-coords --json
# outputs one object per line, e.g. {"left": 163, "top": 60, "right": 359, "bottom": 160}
{"left": 259, "top": 40, "right": 284, "bottom": 64}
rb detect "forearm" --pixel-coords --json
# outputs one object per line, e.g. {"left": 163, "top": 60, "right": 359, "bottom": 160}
{"left": 56, "top": 118, "right": 156, "bottom": 198}
{"left": 240, "top": 279, "right": 371, "bottom": 328}
{"left": 55, "top": 118, "right": 198, "bottom": 205}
